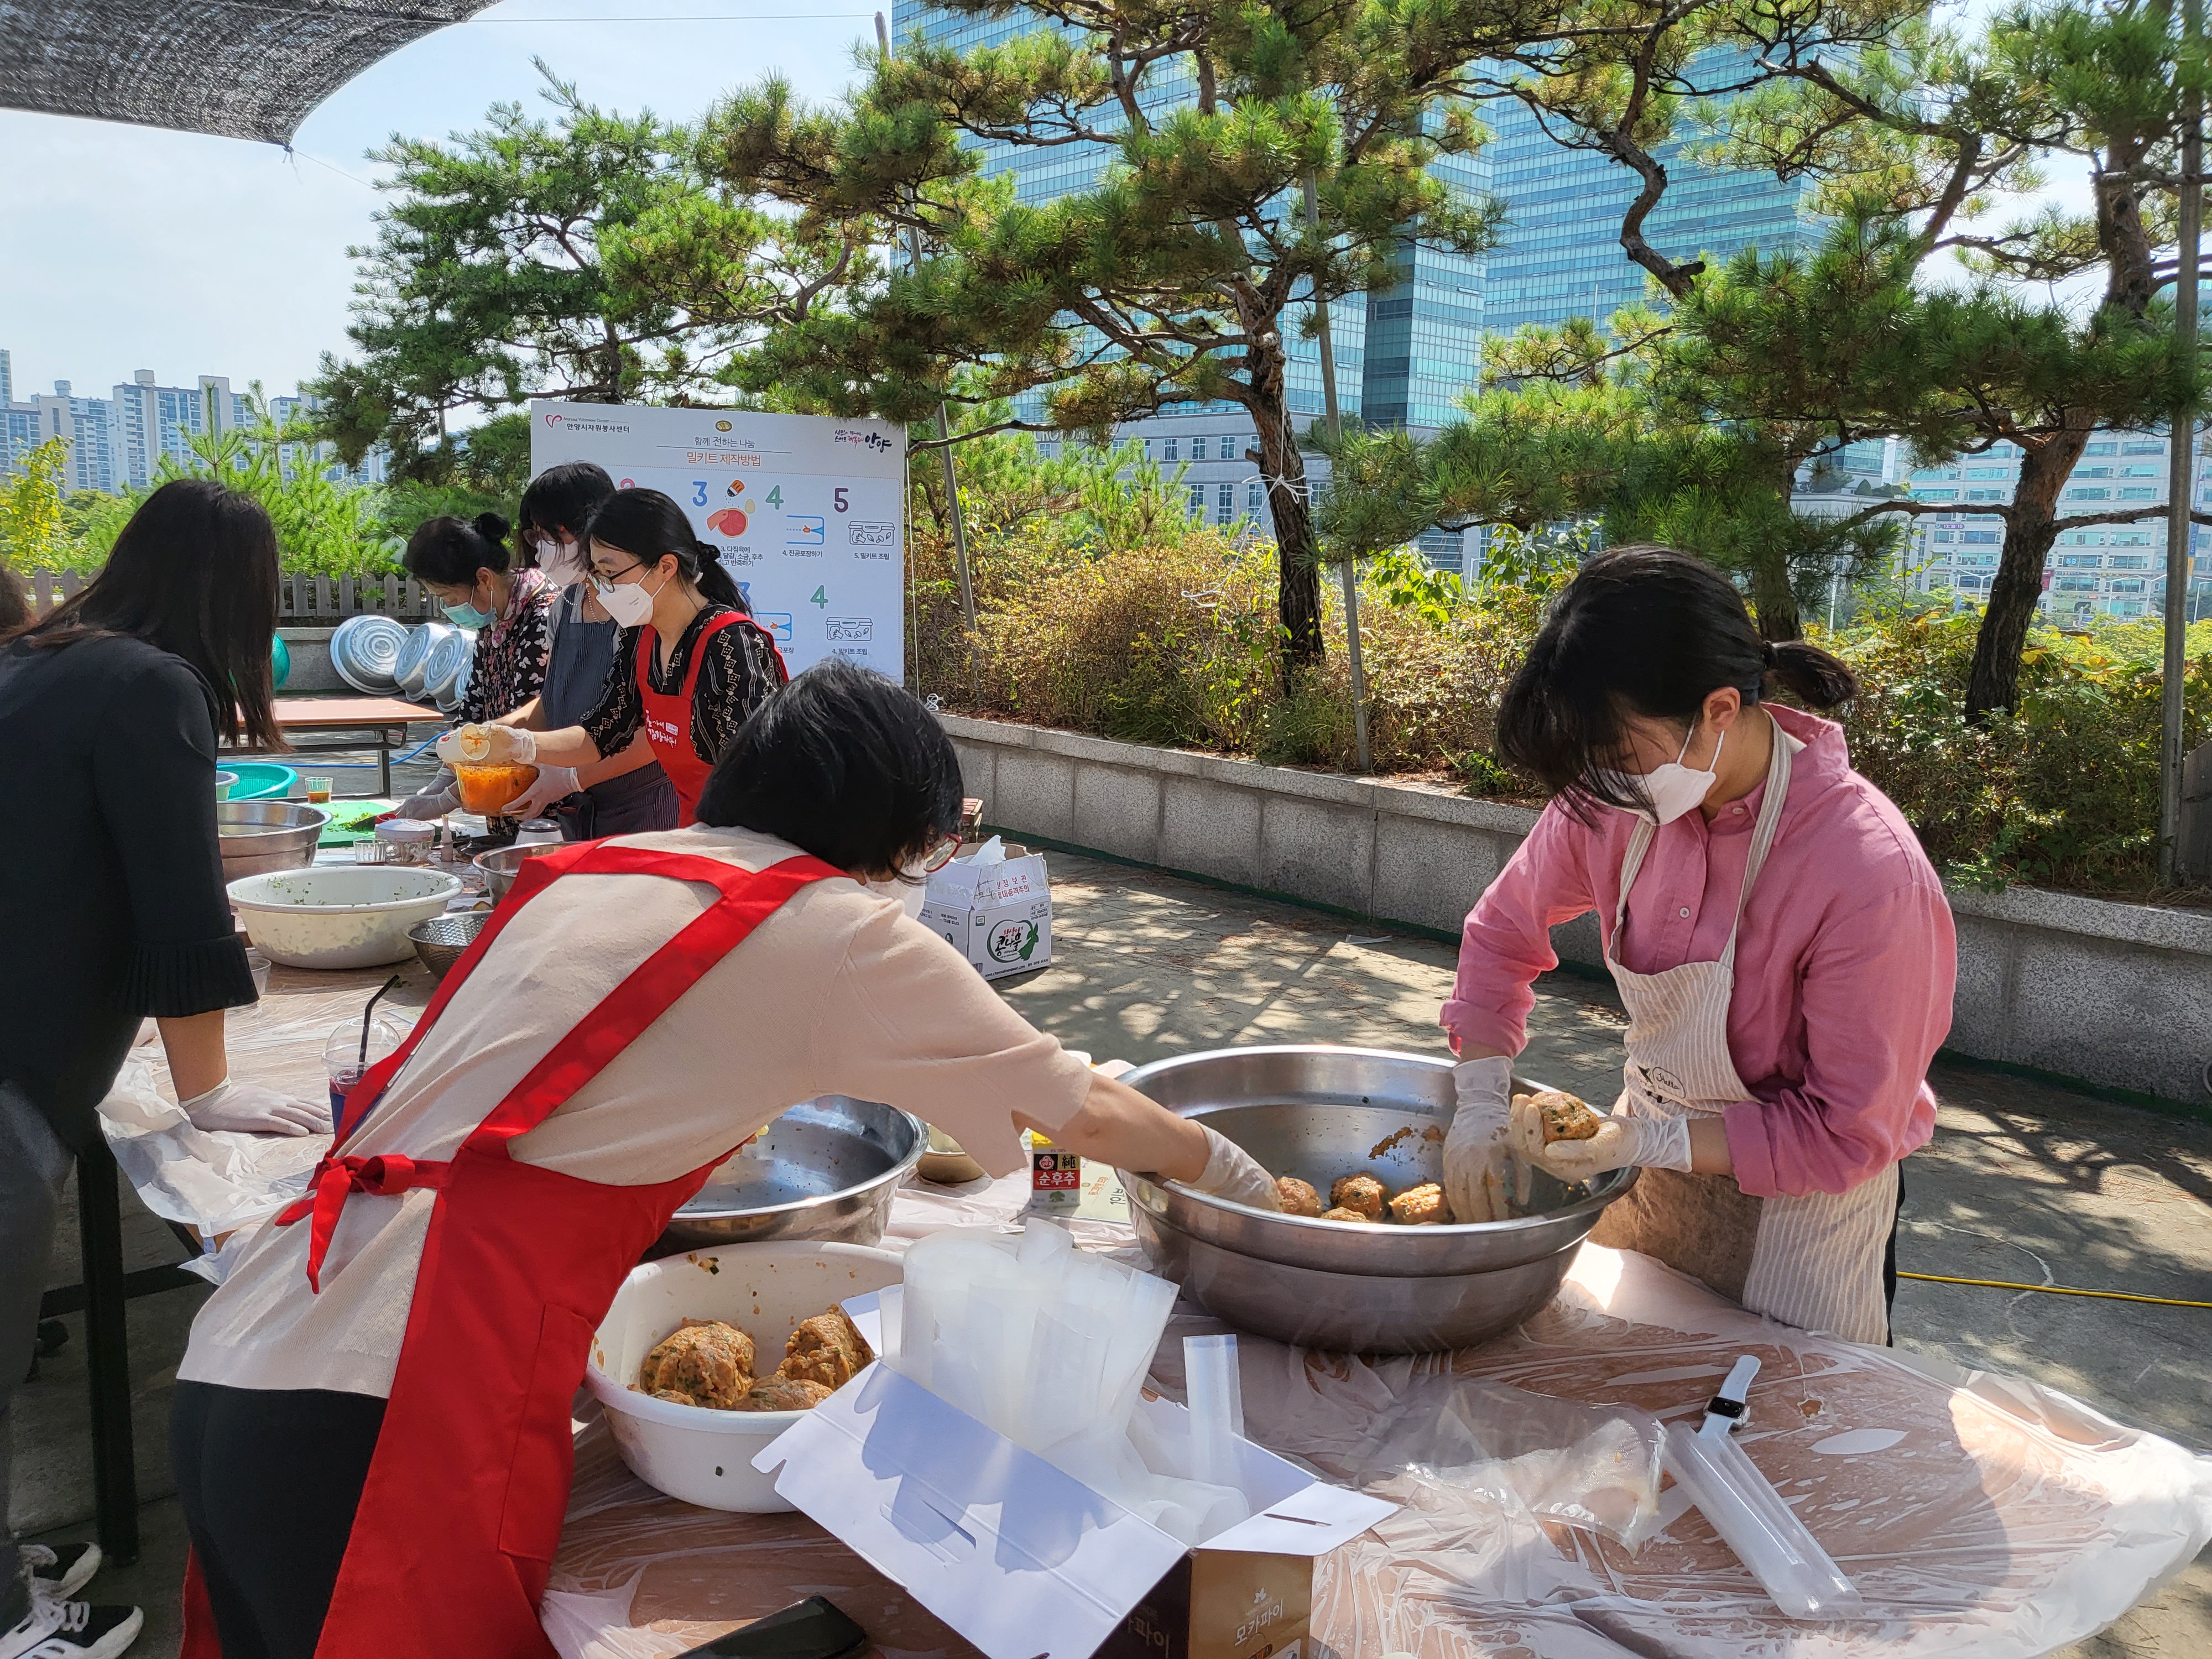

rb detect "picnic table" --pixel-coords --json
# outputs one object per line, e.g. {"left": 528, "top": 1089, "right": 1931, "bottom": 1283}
{"left": 225, "top": 695, "right": 444, "bottom": 796}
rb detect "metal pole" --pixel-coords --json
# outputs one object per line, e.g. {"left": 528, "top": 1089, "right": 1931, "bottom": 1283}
{"left": 878, "top": 14, "right": 979, "bottom": 702}
{"left": 1303, "top": 174, "right": 1370, "bottom": 773}
{"left": 2162, "top": 0, "right": 2202, "bottom": 886}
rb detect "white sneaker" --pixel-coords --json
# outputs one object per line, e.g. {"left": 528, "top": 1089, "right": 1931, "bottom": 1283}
{"left": 0, "top": 1597, "right": 142, "bottom": 1659}
{"left": 18, "top": 1546, "right": 100, "bottom": 1603}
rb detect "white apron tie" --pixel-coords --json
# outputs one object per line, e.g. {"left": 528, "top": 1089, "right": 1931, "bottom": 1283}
{"left": 1585, "top": 716, "right": 1900, "bottom": 1345}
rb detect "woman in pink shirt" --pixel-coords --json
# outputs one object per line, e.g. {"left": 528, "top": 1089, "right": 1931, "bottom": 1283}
{"left": 1441, "top": 547, "right": 1954, "bottom": 1344}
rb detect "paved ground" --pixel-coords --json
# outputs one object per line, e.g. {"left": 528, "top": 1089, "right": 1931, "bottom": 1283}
{"left": 19, "top": 849, "right": 2210, "bottom": 1656}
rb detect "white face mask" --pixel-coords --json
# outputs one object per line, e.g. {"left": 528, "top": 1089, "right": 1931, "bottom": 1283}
{"left": 864, "top": 865, "right": 930, "bottom": 921}
{"left": 535, "top": 535, "right": 589, "bottom": 588}
{"left": 593, "top": 565, "right": 665, "bottom": 629}
{"left": 1599, "top": 721, "right": 1724, "bottom": 826}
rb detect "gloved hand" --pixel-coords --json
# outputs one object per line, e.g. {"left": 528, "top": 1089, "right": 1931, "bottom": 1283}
{"left": 1509, "top": 1098, "right": 1692, "bottom": 1183}
{"left": 1176, "top": 1125, "right": 1283, "bottom": 1212}
{"left": 435, "top": 723, "right": 536, "bottom": 767}
{"left": 501, "top": 765, "right": 579, "bottom": 819}
{"left": 397, "top": 771, "right": 460, "bottom": 820}
{"left": 181, "top": 1079, "right": 331, "bottom": 1137}
{"left": 1443, "top": 1055, "right": 1515, "bottom": 1224}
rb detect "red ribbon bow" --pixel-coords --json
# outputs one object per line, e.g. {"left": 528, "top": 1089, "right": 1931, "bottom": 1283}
{"left": 275, "top": 1154, "right": 451, "bottom": 1293}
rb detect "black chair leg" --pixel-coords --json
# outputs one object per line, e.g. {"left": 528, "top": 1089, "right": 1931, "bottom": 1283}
{"left": 76, "top": 1144, "right": 140, "bottom": 1567}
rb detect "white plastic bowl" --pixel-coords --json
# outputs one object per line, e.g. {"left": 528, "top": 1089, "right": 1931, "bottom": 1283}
{"left": 585, "top": 1241, "right": 904, "bottom": 1512}
{"left": 226, "top": 866, "right": 463, "bottom": 970}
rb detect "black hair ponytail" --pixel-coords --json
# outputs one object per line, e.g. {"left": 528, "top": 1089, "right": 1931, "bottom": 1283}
{"left": 404, "top": 513, "right": 512, "bottom": 586}
{"left": 1496, "top": 544, "right": 1859, "bottom": 821}
{"left": 691, "top": 539, "right": 748, "bottom": 612}
{"left": 587, "top": 487, "right": 750, "bottom": 612}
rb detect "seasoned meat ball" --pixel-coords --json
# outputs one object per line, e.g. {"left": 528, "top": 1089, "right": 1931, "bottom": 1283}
{"left": 1318, "top": 1205, "right": 1373, "bottom": 1223}
{"left": 1387, "top": 1182, "right": 1449, "bottom": 1225}
{"left": 1519, "top": 1089, "right": 1601, "bottom": 1142}
{"left": 1329, "top": 1173, "right": 1386, "bottom": 1220}
{"left": 781, "top": 1308, "right": 874, "bottom": 1390}
{"left": 1275, "top": 1177, "right": 1323, "bottom": 1217}
{"left": 637, "top": 1318, "right": 754, "bottom": 1408}
{"left": 737, "top": 1376, "right": 834, "bottom": 1412}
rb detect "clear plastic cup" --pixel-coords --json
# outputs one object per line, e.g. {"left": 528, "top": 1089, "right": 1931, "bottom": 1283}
{"left": 245, "top": 948, "right": 272, "bottom": 999}
{"left": 324, "top": 1015, "right": 406, "bottom": 1119}
{"left": 305, "top": 776, "right": 333, "bottom": 804}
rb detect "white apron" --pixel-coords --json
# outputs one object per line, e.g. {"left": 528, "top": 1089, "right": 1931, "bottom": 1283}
{"left": 1585, "top": 718, "right": 1901, "bottom": 1345}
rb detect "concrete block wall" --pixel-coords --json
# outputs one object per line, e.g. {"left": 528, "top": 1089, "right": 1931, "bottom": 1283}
{"left": 945, "top": 714, "right": 2209, "bottom": 1108}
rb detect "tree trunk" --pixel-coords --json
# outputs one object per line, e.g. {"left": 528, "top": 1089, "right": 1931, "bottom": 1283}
{"left": 1251, "top": 399, "right": 1323, "bottom": 675}
{"left": 1966, "top": 430, "right": 2085, "bottom": 717}
{"left": 1747, "top": 546, "right": 1802, "bottom": 641}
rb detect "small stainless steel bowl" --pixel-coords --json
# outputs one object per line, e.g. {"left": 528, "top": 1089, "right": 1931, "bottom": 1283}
{"left": 1118, "top": 1045, "right": 1636, "bottom": 1353}
{"left": 474, "top": 840, "right": 565, "bottom": 900}
{"left": 408, "top": 911, "right": 488, "bottom": 981}
{"left": 217, "top": 801, "right": 331, "bottom": 883}
{"left": 664, "top": 1096, "right": 925, "bottom": 1248}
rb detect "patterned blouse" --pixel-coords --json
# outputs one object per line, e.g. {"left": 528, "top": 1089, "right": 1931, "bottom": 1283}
{"left": 456, "top": 567, "right": 558, "bottom": 726}
{"left": 581, "top": 603, "right": 789, "bottom": 766}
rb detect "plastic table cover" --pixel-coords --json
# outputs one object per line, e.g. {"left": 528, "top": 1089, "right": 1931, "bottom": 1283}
{"left": 540, "top": 1171, "right": 2212, "bottom": 1659}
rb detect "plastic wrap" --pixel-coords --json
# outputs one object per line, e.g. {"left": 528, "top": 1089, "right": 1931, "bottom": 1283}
{"left": 1663, "top": 1417, "right": 1864, "bottom": 1620}
{"left": 96, "top": 1056, "right": 326, "bottom": 1240}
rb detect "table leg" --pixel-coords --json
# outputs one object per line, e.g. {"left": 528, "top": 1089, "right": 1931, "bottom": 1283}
{"left": 379, "top": 728, "right": 394, "bottom": 797}
{"left": 76, "top": 1143, "right": 140, "bottom": 1566}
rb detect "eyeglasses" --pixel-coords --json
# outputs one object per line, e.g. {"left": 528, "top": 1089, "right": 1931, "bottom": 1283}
{"left": 920, "top": 833, "right": 964, "bottom": 873}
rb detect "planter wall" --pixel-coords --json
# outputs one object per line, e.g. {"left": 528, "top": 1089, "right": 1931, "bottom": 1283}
{"left": 944, "top": 714, "right": 2212, "bottom": 1109}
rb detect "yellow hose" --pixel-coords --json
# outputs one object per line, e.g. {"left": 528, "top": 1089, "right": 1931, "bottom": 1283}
{"left": 1897, "top": 1271, "right": 2212, "bottom": 1310}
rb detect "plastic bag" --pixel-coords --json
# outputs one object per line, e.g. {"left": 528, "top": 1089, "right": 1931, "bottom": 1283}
{"left": 96, "top": 1056, "right": 325, "bottom": 1239}
{"left": 1346, "top": 1372, "right": 1666, "bottom": 1553}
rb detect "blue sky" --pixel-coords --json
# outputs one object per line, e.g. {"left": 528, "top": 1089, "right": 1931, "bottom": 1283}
{"left": 0, "top": 2, "right": 882, "bottom": 403}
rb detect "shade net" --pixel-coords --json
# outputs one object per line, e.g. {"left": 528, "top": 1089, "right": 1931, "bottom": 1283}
{"left": 0, "top": 1, "right": 502, "bottom": 145}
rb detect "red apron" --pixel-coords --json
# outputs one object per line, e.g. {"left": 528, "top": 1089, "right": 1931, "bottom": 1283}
{"left": 182, "top": 837, "right": 838, "bottom": 1659}
{"left": 637, "top": 612, "right": 788, "bottom": 826}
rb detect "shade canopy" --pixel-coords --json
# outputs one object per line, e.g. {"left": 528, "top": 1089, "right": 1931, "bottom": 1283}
{"left": 0, "top": 1, "right": 503, "bottom": 145}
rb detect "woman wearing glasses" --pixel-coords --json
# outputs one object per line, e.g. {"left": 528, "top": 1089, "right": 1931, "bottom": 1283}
{"left": 171, "top": 661, "right": 1280, "bottom": 1659}
{"left": 486, "top": 488, "right": 787, "bottom": 827}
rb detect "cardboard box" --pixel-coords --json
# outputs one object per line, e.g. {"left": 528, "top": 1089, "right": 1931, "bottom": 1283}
{"left": 753, "top": 1295, "right": 1395, "bottom": 1659}
{"left": 921, "top": 843, "right": 1053, "bottom": 980}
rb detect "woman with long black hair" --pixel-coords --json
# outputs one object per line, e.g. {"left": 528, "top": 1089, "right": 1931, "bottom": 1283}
{"left": 1438, "top": 545, "right": 1954, "bottom": 1345}
{"left": 0, "top": 481, "right": 326, "bottom": 1659}
{"left": 473, "top": 487, "right": 788, "bottom": 826}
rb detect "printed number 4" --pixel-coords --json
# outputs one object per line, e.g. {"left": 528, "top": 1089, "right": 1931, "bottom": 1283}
{"left": 765, "top": 485, "right": 784, "bottom": 508}
{"left": 810, "top": 586, "right": 828, "bottom": 609}
{"left": 833, "top": 487, "right": 849, "bottom": 513}
{"left": 692, "top": 481, "right": 708, "bottom": 506}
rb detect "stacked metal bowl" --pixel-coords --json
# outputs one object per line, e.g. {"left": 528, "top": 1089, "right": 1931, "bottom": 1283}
{"left": 1118, "top": 1045, "right": 1636, "bottom": 1353}
{"left": 329, "top": 615, "right": 409, "bottom": 695}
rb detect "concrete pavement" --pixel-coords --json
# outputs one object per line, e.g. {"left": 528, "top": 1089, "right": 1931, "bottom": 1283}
{"left": 17, "top": 850, "right": 2208, "bottom": 1656}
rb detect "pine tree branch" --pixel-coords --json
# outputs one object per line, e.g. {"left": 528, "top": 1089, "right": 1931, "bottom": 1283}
{"left": 2049, "top": 506, "right": 2212, "bottom": 532}
{"left": 1826, "top": 497, "right": 1998, "bottom": 530}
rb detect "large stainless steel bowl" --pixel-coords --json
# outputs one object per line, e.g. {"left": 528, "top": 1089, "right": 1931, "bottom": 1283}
{"left": 664, "top": 1096, "right": 924, "bottom": 1247}
{"left": 217, "top": 801, "right": 331, "bottom": 883}
{"left": 1120, "top": 1046, "right": 1635, "bottom": 1354}
{"left": 475, "top": 841, "right": 565, "bottom": 899}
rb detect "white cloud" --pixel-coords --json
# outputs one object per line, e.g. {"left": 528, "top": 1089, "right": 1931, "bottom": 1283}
{"left": 0, "top": 1, "right": 879, "bottom": 399}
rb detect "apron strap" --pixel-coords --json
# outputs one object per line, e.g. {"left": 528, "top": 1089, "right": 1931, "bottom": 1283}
{"left": 273, "top": 1153, "right": 453, "bottom": 1293}
{"left": 1718, "top": 718, "right": 1798, "bottom": 970}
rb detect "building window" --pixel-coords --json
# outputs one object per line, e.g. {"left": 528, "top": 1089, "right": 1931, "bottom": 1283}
{"left": 2083, "top": 442, "right": 2117, "bottom": 455}
{"left": 1188, "top": 484, "right": 1204, "bottom": 517}
{"left": 2069, "top": 487, "right": 2111, "bottom": 499}
{"left": 1217, "top": 483, "right": 1234, "bottom": 523}
{"left": 1220, "top": 435, "right": 1240, "bottom": 461}
{"left": 2120, "top": 441, "right": 2163, "bottom": 455}
{"left": 1190, "top": 436, "right": 1208, "bottom": 461}
{"left": 1931, "top": 531, "right": 1955, "bottom": 544}
{"left": 1961, "top": 530, "right": 2000, "bottom": 543}
{"left": 1247, "top": 481, "right": 1263, "bottom": 514}
{"left": 1163, "top": 437, "right": 1179, "bottom": 461}
{"left": 2119, "top": 488, "right": 2158, "bottom": 499}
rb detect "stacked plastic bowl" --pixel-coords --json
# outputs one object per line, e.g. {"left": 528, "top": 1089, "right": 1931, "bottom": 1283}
{"left": 328, "top": 615, "right": 410, "bottom": 695}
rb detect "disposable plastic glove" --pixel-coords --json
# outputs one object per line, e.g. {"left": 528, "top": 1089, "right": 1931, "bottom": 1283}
{"left": 501, "top": 765, "right": 579, "bottom": 820}
{"left": 435, "top": 723, "right": 535, "bottom": 766}
{"left": 1443, "top": 1055, "right": 1515, "bottom": 1224}
{"left": 1509, "top": 1098, "right": 1692, "bottom": 1183}
{"left": 397, "top": 771, "right": 460, "bottom": 821}
{"left": 181, "top": 1079, "right": 331, "bottom": 1137}
{"left": 1178, "top": 1125, "right": 1283, "bottom": 1212}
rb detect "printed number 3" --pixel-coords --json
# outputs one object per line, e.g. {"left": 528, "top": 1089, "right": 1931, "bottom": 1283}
{"left": 692, "top": 481, "right": 708, "bottom": 506}
{"left": 833, "top": 487, "right": 849, "bottom": 513}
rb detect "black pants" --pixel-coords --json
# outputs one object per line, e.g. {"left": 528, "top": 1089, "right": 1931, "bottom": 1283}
{"left": 172, "top": 1381, "right": 386, "bottom": 1659}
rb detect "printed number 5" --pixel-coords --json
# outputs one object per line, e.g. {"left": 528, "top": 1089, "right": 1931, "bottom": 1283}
{"left": 810, "top": 586, "right": 828, "bottom": 609}
{"left": 692, "top": 481, "right": 708, "bottom": 506}
{"left": 833, "top": 487, "right": 849, "bottom": 513}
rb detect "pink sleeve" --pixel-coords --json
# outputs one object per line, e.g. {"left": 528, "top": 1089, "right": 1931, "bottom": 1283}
{"left": 1438, "top": 803, "right": 1599, "bottom": 1057}
{"left": 1724, "top": 881, "right": 1955, "bottom": 1197}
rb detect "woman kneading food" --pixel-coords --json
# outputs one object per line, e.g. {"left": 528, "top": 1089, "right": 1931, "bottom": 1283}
{"left": 477, "top": 487, "right": 787, "bottom": 828}
{"left": 493, "top": 462, "right": 679, "bottom": 838}
{"left": 170, "top": 660, "right": 1278, "bottom": 1659}
{"left": 1439, "top": 547, "right": 1953, "bottom": 1345}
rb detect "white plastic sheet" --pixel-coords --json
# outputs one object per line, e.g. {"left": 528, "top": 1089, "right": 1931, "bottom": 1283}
{"left": 96, "top": 1055, "right": 326, "bottom": 1244}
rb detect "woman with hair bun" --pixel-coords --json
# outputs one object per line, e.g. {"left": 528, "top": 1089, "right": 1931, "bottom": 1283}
{"left": 474, "top": 487, "right": 787, "bottom": 826}
{"left": 1437, "top": 545, "right": 1954, "bottom": 1345}
{"left": 395, "top": 513, "right": 559, "bottom": 823}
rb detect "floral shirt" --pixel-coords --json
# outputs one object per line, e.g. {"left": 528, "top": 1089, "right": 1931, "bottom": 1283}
{"left": 581, "top": 604, "right": 789, "bottom": 766}
{"left": 456, "top": 567, "right": 558, "bottom": 726}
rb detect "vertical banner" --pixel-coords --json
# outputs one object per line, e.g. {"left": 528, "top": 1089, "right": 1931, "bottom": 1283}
{"left": 529, "top": 401, "right": 906, "bottom": 682}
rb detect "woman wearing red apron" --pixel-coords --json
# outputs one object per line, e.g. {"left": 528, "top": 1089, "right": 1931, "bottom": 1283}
{"left": 169, "top": 662, "right": 1280, "bottom": 1659}
{"left": 1437, "top": 547, "right": 1955, "bottom": 1346}
{"left": 500, "top": 488, "right": 789, "bottom": 827}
